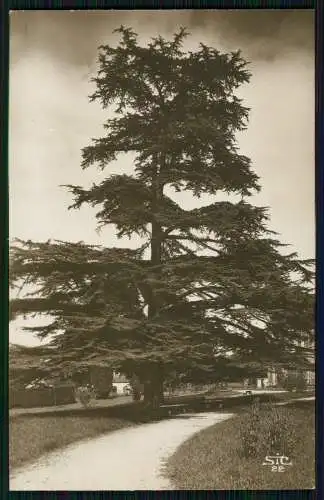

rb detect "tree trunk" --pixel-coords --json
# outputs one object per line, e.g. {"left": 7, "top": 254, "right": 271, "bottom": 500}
{"left": 144, "top": 153, "right": 165, "bottom": 409}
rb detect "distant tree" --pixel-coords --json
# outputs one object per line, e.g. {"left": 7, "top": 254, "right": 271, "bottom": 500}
{"left": 9, "top": 344, "right": 53, "bottom": 390}
{"left": 277, "top": 369, "right": 308, "bottom": 392}
{"left": 10, "top": 27, "right": 314, "bottom": 407}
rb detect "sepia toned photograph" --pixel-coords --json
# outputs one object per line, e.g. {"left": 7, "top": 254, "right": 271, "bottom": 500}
{"left": 9, "top": 9, "right": 315, "bottom": 491}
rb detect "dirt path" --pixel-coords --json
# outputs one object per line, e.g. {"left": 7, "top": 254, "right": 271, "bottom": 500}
{"left": 10, "top": 411, "right": 233, "bottom": 491}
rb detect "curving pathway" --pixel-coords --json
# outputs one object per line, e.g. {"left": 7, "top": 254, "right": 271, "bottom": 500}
{"left": 10, "top": 411, "right": 233, "bottom": 491}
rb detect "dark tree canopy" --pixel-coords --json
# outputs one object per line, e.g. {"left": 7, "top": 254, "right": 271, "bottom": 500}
{"left": 10, "top": 27, "right": 314, "bottom": 404}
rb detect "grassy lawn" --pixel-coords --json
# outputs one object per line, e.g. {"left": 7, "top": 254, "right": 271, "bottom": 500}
{"left": 9, "top": 395, "right": 133, "bottom": 417}
{"left": 10, "top": 414, "right": 135, "bottom": 470}
{"left": 166, "top": 403, "right": 315, "bottom": 489}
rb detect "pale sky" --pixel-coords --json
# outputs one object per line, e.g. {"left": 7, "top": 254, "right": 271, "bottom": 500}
{"left": 9, "top": 10, "right": 314, "bottom": 346}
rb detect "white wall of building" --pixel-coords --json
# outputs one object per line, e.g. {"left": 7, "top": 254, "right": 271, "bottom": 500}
{"left": 112, "top": 382, "right": 129, "bottom": 395}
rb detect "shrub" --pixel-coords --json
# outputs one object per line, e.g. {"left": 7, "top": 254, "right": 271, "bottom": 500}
{"left": 277, "top": 370, "right": 308, "bottom": 392}
{"left": 293, "top": 372, "right": 308, "bottom": 391}
{"left": 238, "top": 399, "right": 263, "bottom": 457}
{"left": 238, "top": 401, "right": 296, "bottom": 459}
{"left": 75, "top": 386, "right": 95, "bottom": 407}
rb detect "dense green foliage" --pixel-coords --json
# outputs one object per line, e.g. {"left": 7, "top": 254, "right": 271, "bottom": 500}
{"left": 10, "top": 27, "right": 314, "bottom": 403}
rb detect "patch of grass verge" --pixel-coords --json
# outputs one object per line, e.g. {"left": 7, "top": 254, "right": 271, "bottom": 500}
{"left": 10, "top": 415, "right": 134, "bottom": 470}
{"left": 166, "top": 404, "right": 315, "bottom": 489}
